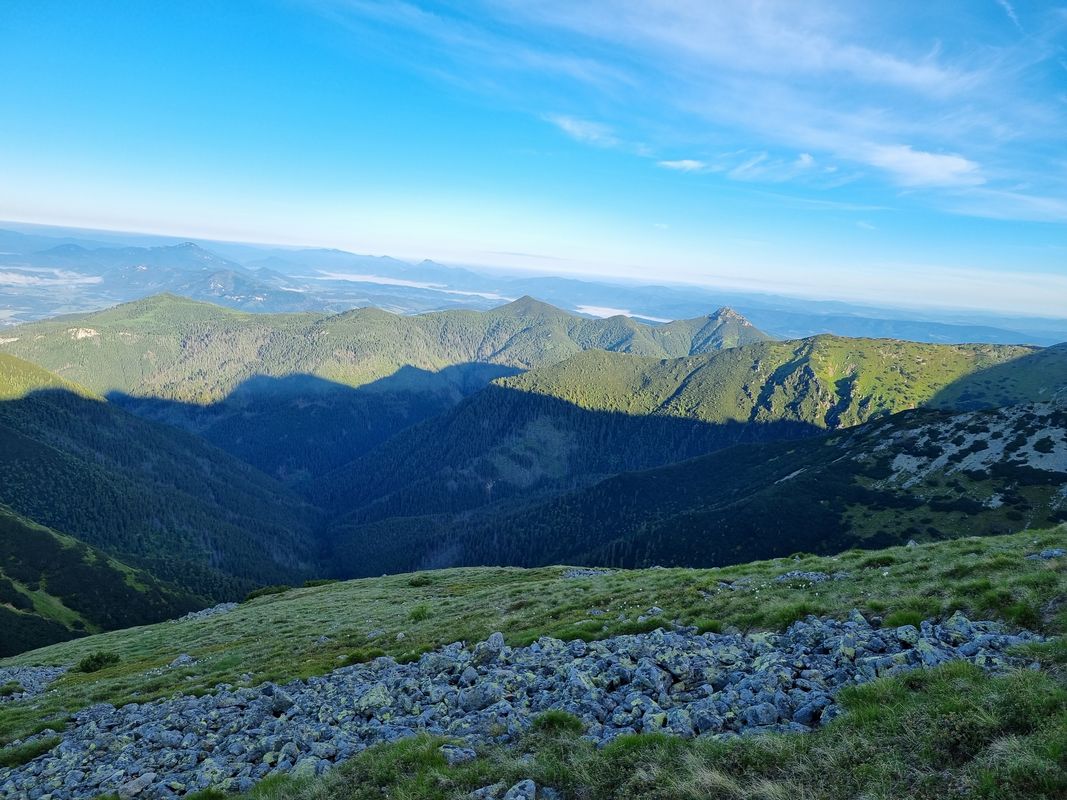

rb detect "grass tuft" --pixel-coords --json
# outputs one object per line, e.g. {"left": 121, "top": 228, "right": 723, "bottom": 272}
{"left": 0, "top": 736, "right": 60, "bottom": 769}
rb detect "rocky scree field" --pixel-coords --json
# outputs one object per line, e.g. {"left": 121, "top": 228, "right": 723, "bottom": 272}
{"left": 0, "top": 529, "right": 1065, "bottom": 799}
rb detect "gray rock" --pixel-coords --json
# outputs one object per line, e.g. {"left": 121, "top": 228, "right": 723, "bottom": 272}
{"left": 792, "top": 702, "right": 822, "bottom": 726}
{"left": 742, "top": 702, "right": 778, "bottom": 727}
{"left": 775, "top": 570, "right": 831, "bottom": 583}
{"left": 118, "top": 772, "right": 156, "bottom": 797}
{"left": 503, "top": 779, "right": 537, "bottom": 800}
{"left": 895, "top": 625, "right": 920, "bottom": 646}
{"left": 440, "top": 745, "right": 477, "bottom": 765}
{"left": 459, "top": 682, "right": 503, "bottom": 712}
{"left": 169, "top": 603, "right": 237, "bottom": 624}
{"left": 0, "top": 666, "right": 67, "bottom": 703}
{"left": 470, "top": 783, "right": 506, "bottom": 799}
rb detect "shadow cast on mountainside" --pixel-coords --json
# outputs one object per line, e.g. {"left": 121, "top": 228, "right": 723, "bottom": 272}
{"left": 320, "top": 343, "right": 1067, "bottom": 579}
{"left": 0, "top": 387, "right": 323, "bottom": 599}
{"left": 928, "top": 343, "right": 1067, "bottom": 411}
{"left": 108, "top": 363, "right": 522, "bottom": 483}
{"left": 314, "top": 382, "right": 828, "bottom": 577}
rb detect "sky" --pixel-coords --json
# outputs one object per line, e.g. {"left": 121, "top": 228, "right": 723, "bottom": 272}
{"left": 1, "top": 0, "right": 1066, "bottom": 314}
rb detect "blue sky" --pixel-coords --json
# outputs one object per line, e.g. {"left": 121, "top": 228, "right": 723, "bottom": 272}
{"left": 1, "top": 1, "right": 1066, "bottom": 314}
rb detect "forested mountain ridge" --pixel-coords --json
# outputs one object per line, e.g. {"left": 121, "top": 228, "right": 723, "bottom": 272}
{"left": 0, "top": 293, "right": 768, "bottom": 402}
{"left": 0, "top": 294, "right": 767, "bottom": 481}
{"left": 325, "top": 400, "right": 1067, "bottom": 576}
{"left": 0, "top": 505, "right": 203, "bottom": 657}
{"left": 498, "top": 336, "right": 1038, "bottom": 426}
{"left": 929, "top": 342, "right": 1067, "bottom": 410}
{"left": 315, "top": 335, "right": 1043, "bottom": 524}
{"left": 0, "top": 354, "right": 320, "bottom": 598}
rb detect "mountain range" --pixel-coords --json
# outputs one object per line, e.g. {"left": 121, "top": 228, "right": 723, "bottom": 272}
{"left": 4, "top": 222, "right": 1067, "bottom": 345}
{"left": 0, "top": 293, "right": 1065, "bottom": 654}
{"left": 0, "top": 294, "right": 765, "bottom": 480}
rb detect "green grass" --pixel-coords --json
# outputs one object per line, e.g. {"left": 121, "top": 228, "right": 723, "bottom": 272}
{"left": 243, "top": 585, "right": 291, "bottom": 603}
{"left": 0, "top": 680, "right": 21, "bottom": 697}
{"left": 0, "top": 736, "right": 60, "bottom": 769}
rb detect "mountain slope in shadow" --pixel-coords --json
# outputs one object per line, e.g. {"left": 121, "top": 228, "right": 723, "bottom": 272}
{"left": 111, "top": 364, "right": 522, "bottom": 482}
{"left": 315, "top": 335, "right": 1040, "bottom": 522}
{"left": 0, "top": 354, "right": 321, "bottom": 598}
{"left": 326, "top": 401, "right": 1067, "bottom": 577}
{"left": 319, "top": 340, "right": 1067, "bottom": 577}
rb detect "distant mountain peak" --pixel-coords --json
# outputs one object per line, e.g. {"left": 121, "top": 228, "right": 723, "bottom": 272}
{"left": 714, "top": 306, "right": 747, "bottom": 322}
{"left": 161, "top": 242, "right": 220, "bottom": 258}
{"left": 39, "top": 243, "right": 91, "bottom": 256}
{"left": 497, "top": 295, "right": 563, "bottom": 315}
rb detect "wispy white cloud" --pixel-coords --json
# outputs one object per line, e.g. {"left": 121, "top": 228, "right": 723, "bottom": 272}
{"left": 658, "top": 151, "right": 818, "bottom": 183}
{"left": 995, "top": 0, "right": 1022, "bottom": 31}
{"left": 746, "top": 190, "right": 891, "bottom": 213}
{"left": 726, "top": 151, "right": 820, "bottom": 183}
{"left": 544, "top": 114, "right": 620, "bottom": 148}
{"left": 943, "top": 188, "right": 1067, "bottom": 223}
{"left": 657, "top": 159, "right": 707, "bottom": 172}
{"left": 864, "top": 145, "right": 984, "bottom": 188}
{"left": 495, "top": 1, "right": 978, "bottom": 95}
{"left": 728, "top": 153, "right": 769, "bottom": 180}
{"left": 495, "top": 0, "right": 1064, "bottom": 218}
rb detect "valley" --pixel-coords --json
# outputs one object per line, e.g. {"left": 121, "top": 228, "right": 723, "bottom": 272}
{"left": 1, "top": 294, "right": 1065, "bottom": 656}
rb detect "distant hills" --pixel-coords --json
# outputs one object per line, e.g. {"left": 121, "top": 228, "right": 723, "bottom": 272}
{"left": 1, "top": 293, "right": 1066, "bottom": 654}
{"left": 0, "top": 293, "right": 769, "bottom": 399}
{"left": 3, "top": 222, "right": 1066, "bottom": 345}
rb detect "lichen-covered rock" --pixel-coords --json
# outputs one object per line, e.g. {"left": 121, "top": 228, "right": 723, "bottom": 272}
{"left": 169, "top": 604, "right": 237, "bottom": 624}
{"left": 503, "top": 778, "right": 537, "bottom": 800}
{"left": 440, "top": 745, "right": 477, "bottom": 765}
